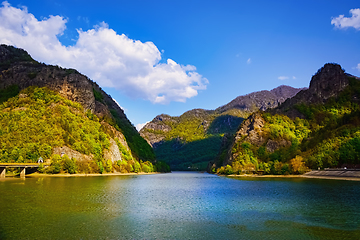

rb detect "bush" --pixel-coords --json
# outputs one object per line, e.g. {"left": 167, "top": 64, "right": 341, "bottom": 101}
{"left": 97, "top": 161, "right": 104, "bottom": 174}
{"left": 37, "top": 163, "right": 45, "bottom": 173}
{"left": 225, "top": 165, "right": 234, "bottom": 175}
{"left": 62, "top": 155, "right": 77, "bottom": 174}
{"left": 105, "top": 159, "right": 113, "bottom": 173}
{"left": 76, "top": 160, "right": 91, "bottom": 174}
{"left": 141, "top": 163, "right": 150, "bottom": 173}
{"left": 134, "top": 161, "right": 141, "bottom": 173}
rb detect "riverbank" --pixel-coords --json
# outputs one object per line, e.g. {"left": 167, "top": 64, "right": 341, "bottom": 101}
{"left": 226, "top": 170, "right": 360, "bottom": 181}
{"left": 2, "top": 172, "right": 162, "bottom": 178}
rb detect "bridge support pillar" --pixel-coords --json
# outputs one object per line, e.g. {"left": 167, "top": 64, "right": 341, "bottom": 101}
{"left": 20, "top": 167, "right": 26, "bottom": 178}
{"left": 0, "top": 167, "right": 5, "bottom": 178}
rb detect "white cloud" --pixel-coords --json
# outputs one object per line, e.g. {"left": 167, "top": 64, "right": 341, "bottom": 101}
{"left": 136, "top": 122, "right": 149, "bottom": 131}
{"left": 292, "top": 76, "right": 296, "bottom": 80}
{"left": 0, "top": 1, "right": 208, "bottom": 104}
{"left": 357, "top": 63, "right": 360, "bottom": 71}
{"left": 247, "top": 58, "right": 251, "bottom": 64}
{"left": 278, "top": 76, "right": 289, "bottom": 80}
{"left": 331, "top": 8, "right": 360, "bottom": 30}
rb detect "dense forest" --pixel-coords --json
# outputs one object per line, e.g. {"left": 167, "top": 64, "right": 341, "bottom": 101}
{"left": 141, "top": 109, "right": 244, "bottom": 170}
{"left": 0, "top": 86, "right": 170, "bottom": 174}
{"left": 140, "top": 86, "right": 302, "bottom": 170}
{"left": 215, "top": 75, "right": 360, "bottom": 175}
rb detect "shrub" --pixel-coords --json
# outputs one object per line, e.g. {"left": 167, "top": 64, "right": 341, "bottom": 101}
{"left": 76, "top": 160, "right": 91, "bottom": 174}
{"left": 134, "top": 161, "right": 141, "bottom": 173}
{"left": 48, "top": 154, "right": 61, "bottom": 174}
{"left": 97, "top": 161, "right": 104, "bottom": 174}
{"left": 225, "top": 165, "right": 234, "bottom": 175}
{"left": 105, "top": 159, "right": 113, "bottom": 173}
{"left": 62, "top": 155, "right": 77, "bottom": 174}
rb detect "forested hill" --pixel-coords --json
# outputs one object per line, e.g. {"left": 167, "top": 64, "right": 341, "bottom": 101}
{"left": 140, "top": 85, "right": 303, "bottom": 170}
{"left": 213, "top": 63, "right": 360, "bottom": 175}
{"left": 0, "top": 44, "right": 158, "bottom": 167}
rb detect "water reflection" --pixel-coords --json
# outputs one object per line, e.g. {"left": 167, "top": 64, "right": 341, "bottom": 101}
{"left": 0, "top": 172, "right": 360, "bottom": 239}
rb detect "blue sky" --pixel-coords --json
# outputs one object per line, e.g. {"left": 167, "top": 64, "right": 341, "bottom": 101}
{"left": 1, "top": 0, "right": 360, "bottom": 130}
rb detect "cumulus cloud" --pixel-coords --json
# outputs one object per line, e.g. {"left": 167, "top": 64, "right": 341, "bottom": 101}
{"left": 331, "top": 8, "right": 360, "bottom": 30}
{"left": 278, "top": 76, "right": 289, "bottom": 80}
{"left": 136, "top": 122, "right": 149, "bottom": 131}
{"left": 0, "top": 1, "right": 208, "bottom": 104}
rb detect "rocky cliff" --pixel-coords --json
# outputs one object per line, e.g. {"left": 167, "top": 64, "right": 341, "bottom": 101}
{"left": 274, "top": 63, "right": 350, "bottom": 117}
{"left": 0, "top": 44, "right": 155, "bottom": 162}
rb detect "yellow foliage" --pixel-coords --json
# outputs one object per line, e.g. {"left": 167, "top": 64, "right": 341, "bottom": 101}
{"left": 290, "top": 155, "right": 308, "bottom": 174}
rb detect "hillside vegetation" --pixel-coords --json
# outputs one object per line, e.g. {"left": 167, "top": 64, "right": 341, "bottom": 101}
{"left": 141, "top": 86, "right": 303, "bottom": 170}
{"left": 214, "top": 64, "right": 360, "bottom": 175}
{"left": 0, "top": 44, "right": 157, "bottom": 165}
{"left": 141, "top": 109, "right": 244, "bottom": 170}
{"left": 0, "top": 86, "right": 169, "bottom": 173}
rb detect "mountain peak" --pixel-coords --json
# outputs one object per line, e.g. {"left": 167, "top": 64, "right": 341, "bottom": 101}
{"left": 308, "top": 63, "right": 348, "bottom": 100}
{"left": 0, "top": 44, "right": 36, "bottom": 69}
{"left": 276, "top": 63, "right": 353, "bottom": 116}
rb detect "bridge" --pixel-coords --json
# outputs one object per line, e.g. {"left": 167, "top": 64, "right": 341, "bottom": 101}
{"left": 0, "top": 163, "right": 49, "bottom": 178}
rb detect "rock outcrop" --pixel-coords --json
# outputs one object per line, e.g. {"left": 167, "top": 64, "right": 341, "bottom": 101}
{"left": 275, "top": 63, "right": 350, "bottom": 116}
{"left": 234, "top": 112, "right": 266, "bottom": 146}
{"left": 0, "top": 44, "right": 155, "bottom": 162}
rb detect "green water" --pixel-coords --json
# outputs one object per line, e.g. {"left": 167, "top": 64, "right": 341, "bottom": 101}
{"left": 1, "top": 172, "right": 360, "bottom": 239}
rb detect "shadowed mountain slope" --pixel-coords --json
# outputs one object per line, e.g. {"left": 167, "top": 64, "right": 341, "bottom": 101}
{"left": 140, "top": 85, "right": 304, "bottom": 170}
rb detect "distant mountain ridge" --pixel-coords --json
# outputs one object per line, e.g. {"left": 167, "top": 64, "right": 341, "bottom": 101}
{"left": 140, "top": 84, "right": 304, "bottom": 170}
{"left": 216, "top": 85, "right": 306, "bottom": 113}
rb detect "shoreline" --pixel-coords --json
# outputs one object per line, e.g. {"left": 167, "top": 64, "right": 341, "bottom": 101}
{"left": 225, "top": 173, "right": 360, "bottom": 181}
{"left": 29, "top": 172, "right": 161, "bottom": 177}
{"left": 2, "top": 171, "right": 162, "bottom": 179}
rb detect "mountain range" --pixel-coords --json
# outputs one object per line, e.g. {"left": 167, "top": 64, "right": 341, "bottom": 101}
{"left": 140, "top": 84, "right": 304, "bottom": 170}
{"left": 2, "top": 44, "right": 359, "bottom": 175}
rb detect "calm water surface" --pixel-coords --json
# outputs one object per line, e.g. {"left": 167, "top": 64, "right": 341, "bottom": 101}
{"left": 1, "top": 172, "right": 360, "bottom": 239}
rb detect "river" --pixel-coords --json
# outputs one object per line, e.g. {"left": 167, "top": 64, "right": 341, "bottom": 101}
{"left": 0, "top": 172, "right": 360, "bottom": 239}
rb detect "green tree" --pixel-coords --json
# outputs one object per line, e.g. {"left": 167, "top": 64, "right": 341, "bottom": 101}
{"left": 105, "top": 159, "right": 113, "bottom": 173}
{"left": 62, "top": 155, "right": 76, "bottom": 174}
{"left": 134, "top": 161, "right": 141, "bottom": 173}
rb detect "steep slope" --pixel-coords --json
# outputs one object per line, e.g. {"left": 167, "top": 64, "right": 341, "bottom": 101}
{"left": 140, "top": 85, "right": 303, "bottom": 170}
{"left": 0, "top": 45, "right": 160, "bottom": 170}
{"left": 215, "top": 63, "right": 360, "bottom": 175}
